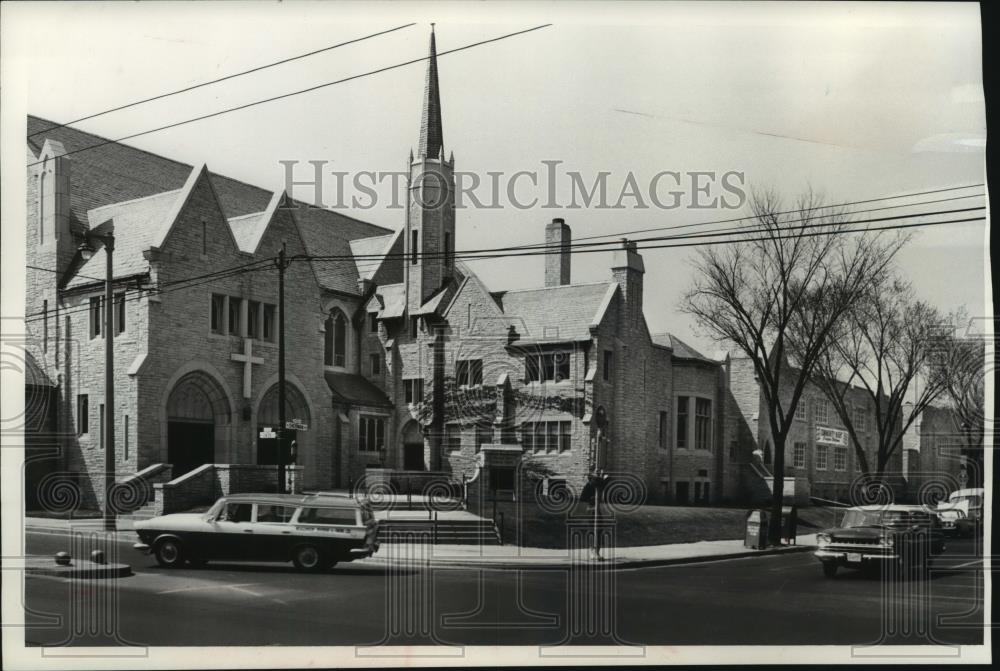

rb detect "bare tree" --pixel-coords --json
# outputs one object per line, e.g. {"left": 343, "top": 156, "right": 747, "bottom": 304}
{"left": 810, "top": 275, "right": 947, "bottom": 485}
{"left": 681, "top": 188, "right": 906, "bottom": 544}
{"left": 932, "top": 308, "right": 986, "bottom": 486}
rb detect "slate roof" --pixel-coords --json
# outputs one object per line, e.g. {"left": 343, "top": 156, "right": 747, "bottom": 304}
{"left": 490, "top": 282, "right": 617, "bottom": 343}
{"left": 370, "top": 283, "right": 406, "bottom": 319}
{"left": 64, "top": 189, "right": 182, "bottom": 289}
{"left": 24, "top": 351, "right": 54, "bottom": 387}
{"left": 651, "top": 333, "right": 716, "bottom": 363}
{"left": 228, "top": 211, "right": 269, "bottom": 254}
{"left": 28, "top": 115, "right": 393, "bottom": 295}
{"left": 324, "top": 371, "right": 393, "bottom": 408}
{"left": 350, "top": 234, "right": 395, "bottom": 281}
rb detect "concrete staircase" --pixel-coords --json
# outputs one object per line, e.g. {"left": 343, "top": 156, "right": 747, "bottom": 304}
{"left": 377, "top": 518, "right": 502, "bottom": 545}
{"left": 120, "top": 500, "right": 160, "bottom": 522}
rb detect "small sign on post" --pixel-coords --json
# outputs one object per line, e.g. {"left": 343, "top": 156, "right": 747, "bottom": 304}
{"left": 286, "top": 419, "right": 308, "bottom": 431}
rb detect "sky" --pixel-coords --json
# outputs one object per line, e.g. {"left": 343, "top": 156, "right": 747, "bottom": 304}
{"left": 3, "top": 1, "right": 989, "bottom": 355}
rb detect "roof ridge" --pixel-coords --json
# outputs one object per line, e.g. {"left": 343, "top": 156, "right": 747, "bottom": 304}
{"left": 495, "top": 280, "right": 616, "bottom": 295}
{"left": 28, "top": 114, "right": 394, "bottom": 235}
{"left": 87, "top": 187, "right": 183, "bottom": 216}
{"left": 28, "top": 114, "right": 195, "bottom": 172}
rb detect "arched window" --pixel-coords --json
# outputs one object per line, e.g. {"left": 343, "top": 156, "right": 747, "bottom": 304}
{"left": 324, "top": 309, "right": 348, "bottom": 368}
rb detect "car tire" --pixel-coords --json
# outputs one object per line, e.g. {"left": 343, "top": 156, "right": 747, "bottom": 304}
{"left": 292, "top": 545, "right": 325, "bottom": 572}
{"left": 154, "top": 538, "right": 185, "bottom": 568}
{"left": 822, "top": 563, "right": 837, "bottom": 578}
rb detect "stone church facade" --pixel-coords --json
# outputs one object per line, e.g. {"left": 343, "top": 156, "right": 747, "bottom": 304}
{"left": 23, "top": 29, "right": 800, "bottom": 512}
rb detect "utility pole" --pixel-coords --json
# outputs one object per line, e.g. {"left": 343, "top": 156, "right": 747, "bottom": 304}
{"left": 103, "top": 233, "right": 116, "bottom": 531}
{"left": 276, "top": 242, "right": 289, "bottom": 494}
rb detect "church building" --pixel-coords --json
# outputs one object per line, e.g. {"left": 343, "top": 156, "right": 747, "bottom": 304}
{"left": 24, "top": 29, "right": 748, "bottom": 513}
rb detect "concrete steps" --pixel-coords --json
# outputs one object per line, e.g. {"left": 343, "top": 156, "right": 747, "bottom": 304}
{"left": 378, "top": 518, "right": 502, "bottom": 545}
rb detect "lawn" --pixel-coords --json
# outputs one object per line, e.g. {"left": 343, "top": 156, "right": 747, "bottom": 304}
{"left": 485, "top": 501, "right": 844, "bottom": 549}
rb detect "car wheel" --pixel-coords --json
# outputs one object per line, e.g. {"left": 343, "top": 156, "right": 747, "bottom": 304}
{"left": 292, "top": 545, "right": 324, "bottom": 572}
{"left": 154, "top": 539, "right": 185, "bottom": 568}
{"left": 822, "top": 562, "right": 837, "bottom": 578}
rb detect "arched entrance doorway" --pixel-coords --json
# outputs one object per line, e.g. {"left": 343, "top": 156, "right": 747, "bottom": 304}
{"left": 257, "top": 383, "right": 310, "bottom": 465}
{"left": 401, "top": 421, "right": 424, "bottom": 471}
{"left": 166, "top": 371, "right": 231, "bottom": 477}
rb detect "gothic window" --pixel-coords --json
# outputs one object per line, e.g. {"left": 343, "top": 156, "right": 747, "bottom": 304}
{"left": 324, "top": 309, "right": 348, "bottom": 368}
{"left": 89, "top": 296, "right": 102, "bottom": 339}
{"left": 228, "top": 296, "right": 243, "bottom": 335}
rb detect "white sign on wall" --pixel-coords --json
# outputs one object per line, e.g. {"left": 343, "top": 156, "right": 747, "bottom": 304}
{"left": 815, "top": 426, "right": 848, "bottom": 446}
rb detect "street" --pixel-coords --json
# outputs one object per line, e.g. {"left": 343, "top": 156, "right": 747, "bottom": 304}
{"left": 21, "top": 530, "right": 984, "bottom": 647}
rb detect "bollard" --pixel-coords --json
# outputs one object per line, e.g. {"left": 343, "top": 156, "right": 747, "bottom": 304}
{"left": 90, "top": 549, "right": 106, "bottom": 565}
{"left": 54, "top": 551, "right": 71, "bottom": 566}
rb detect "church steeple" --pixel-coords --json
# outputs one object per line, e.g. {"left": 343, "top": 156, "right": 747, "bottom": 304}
{"left": 417, "top": 24, "right": 444, "bottom": 159}
{"left": 406, "top": 25, "right": 456, "bottom": 312}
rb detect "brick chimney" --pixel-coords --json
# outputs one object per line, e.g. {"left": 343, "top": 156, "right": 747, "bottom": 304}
{"left": 611, "top": 238, "right": 644, "bottom": 326}
{"left": 544, "top": 218, "right": 571, "bottom": 287}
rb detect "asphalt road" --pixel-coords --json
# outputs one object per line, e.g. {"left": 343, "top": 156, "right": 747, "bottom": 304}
{"left": 21, "top": 531, "right": 984, "bottom": 647}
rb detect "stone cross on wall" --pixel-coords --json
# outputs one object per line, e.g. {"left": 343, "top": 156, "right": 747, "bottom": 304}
{"left": 231, "top": 337, "right": 264, "bottom": 399}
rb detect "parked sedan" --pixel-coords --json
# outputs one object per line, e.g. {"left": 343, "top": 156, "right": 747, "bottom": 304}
{"left": 133, "top": 493, "right": 380, "bottom": 571}
{"left": 814, "top": 505, "right": 945, "bottom": 578}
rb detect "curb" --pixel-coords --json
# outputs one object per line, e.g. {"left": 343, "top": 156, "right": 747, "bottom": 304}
{"left": 363, "top": 543, "right": 815, "bottom": 571}
{"left": 22, "top": 557, "right": 133, "bottom": 579}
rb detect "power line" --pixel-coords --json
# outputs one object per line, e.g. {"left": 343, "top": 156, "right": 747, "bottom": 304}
{"left": 304, "top": 202, "right": 987, "bottom": 263}
{"left": 26, "top": 24, "right": 552, "bottom": 169}
{"left": 24, "top": 211, "right": 984, "bottom": 327}
{"left": 516, "top": 183, "right": 987, "bottom": 248}
{"left": 27, "top": 24, "right": 417, "bottom": 140}
{"left": 22, "top": 193, "right": 985, "bottom": 325}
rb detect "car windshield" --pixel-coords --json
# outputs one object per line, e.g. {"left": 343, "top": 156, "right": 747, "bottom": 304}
{"left": 951, "top": 495, "right": 982, "bottom": 508}
{"left": 841, "top": 509, "right": 931, "bottom": 528}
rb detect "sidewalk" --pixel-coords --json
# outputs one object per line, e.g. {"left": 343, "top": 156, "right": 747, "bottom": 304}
{"left": 22, "top": 516, "right": 817, "bottom": 570}
{"left": 362, "top": 534, "right": 818, "bottom": 570}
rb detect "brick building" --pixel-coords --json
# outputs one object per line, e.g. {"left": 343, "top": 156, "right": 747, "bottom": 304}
{"left": 901, "top": 403, "right": 971, "bottom": 500}
{"left": 23, "top": 29, "right": 740, "bottom": 510}
{"left": 724, "top": 354, "right": 905, "bottom": 504}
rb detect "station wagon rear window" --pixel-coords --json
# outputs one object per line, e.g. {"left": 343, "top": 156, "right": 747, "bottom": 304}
{"left": 256, "top": 504, "right": 296, "bottom": 523}
{"left": 299, "top": 507, "right": 358, "bottom": 525}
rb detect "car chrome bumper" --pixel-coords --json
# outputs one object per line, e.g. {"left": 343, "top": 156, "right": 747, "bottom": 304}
{"left": 350, "top": 543, "right": 380, "bottom": 558}
{"left": 815, "top": 549, "right": 898, "bottom": 562}
{"left": 133, "top": 542, "right": 151, "bottom": 554}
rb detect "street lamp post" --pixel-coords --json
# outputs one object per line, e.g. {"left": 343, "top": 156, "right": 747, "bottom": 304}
{"left": 79, "top": 222, "right": 116, "bottom": 532}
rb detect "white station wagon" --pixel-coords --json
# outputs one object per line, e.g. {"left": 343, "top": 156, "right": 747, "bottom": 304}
{"left": 133, "top": 493, "right": 380, "bottom": 571}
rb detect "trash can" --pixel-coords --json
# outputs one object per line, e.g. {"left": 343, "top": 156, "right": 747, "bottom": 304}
{"left": 745, "top": 509, "right": 769, "bottom": 549}
{"left": 781, "top": 505, "right": 798, "bottom": 545}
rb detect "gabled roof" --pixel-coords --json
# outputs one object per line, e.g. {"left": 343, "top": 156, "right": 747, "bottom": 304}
{"left": 28, "top": 115, "right": 393, "bottom": 295}
{"left": 228, "top": 211, "right": 269, "bottom": 254}
{"left": 24, "top": 351, "right": 54, "bottom": 387}
{"left": 350, "top": 233, "right": 396, "bottom": 282}
{"left": 491, "top": 281, "right": 617, "bottom": 343}
{"left": 64, "top": 188, "right": 182, "bottom": 289}
{"left": 651, "top": 333, "right": 716, "bottom": 364}
{"left": 370, "top": 283, "right": 406, "bottom": 319}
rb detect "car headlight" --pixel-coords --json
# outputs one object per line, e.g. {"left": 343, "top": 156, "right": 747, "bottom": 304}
{"left": 817, "top": 533, "right": 831, "bottom": 545}
{"left": 881, "top": 534, "right": 894, "bottom": 547}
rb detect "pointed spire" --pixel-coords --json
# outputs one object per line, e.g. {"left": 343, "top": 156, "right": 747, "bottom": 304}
{"left": 417, "top": 24, "right": 444, "bottom": 159}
